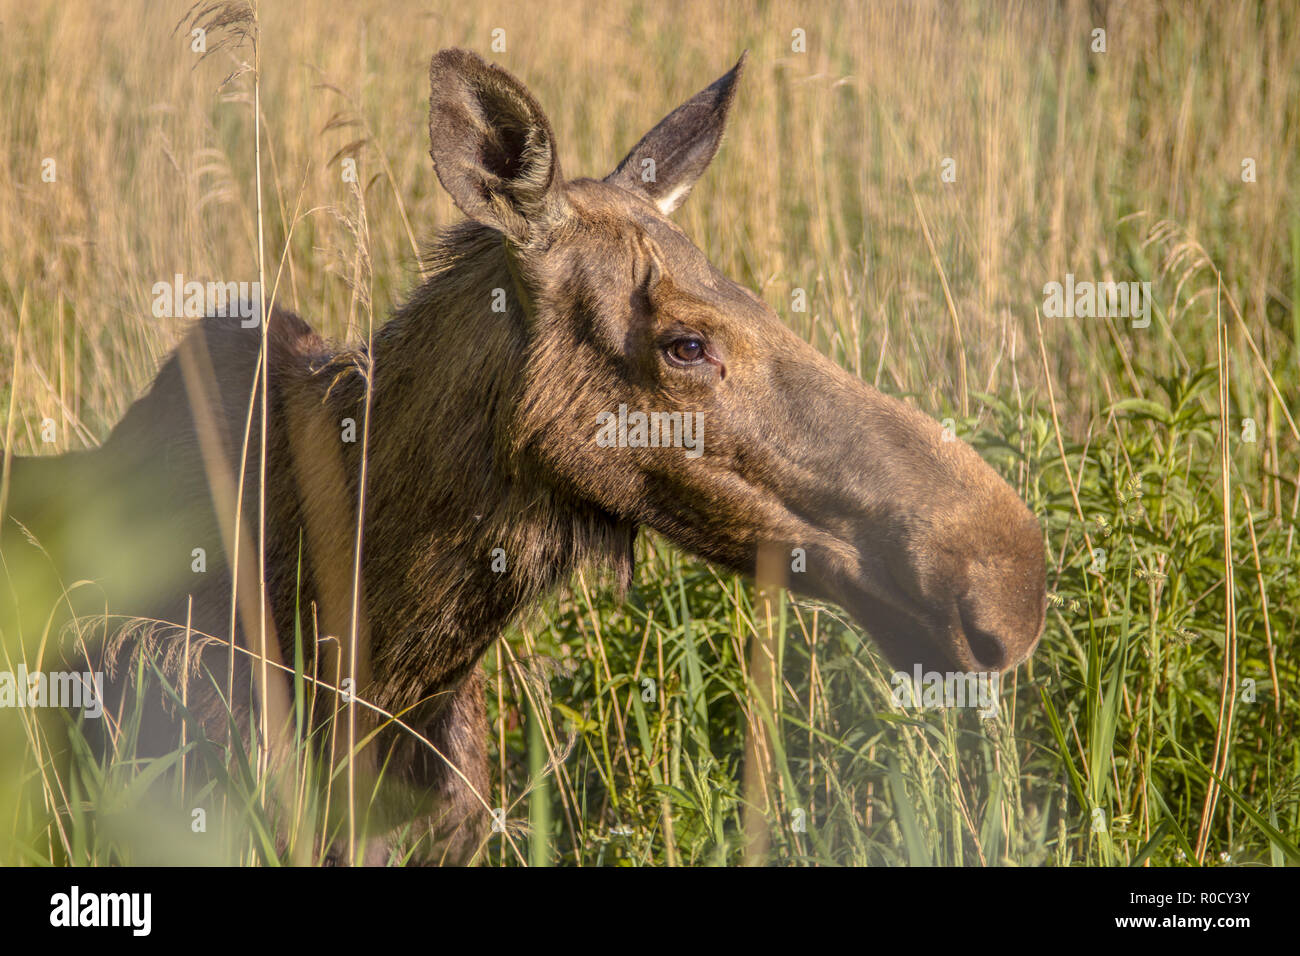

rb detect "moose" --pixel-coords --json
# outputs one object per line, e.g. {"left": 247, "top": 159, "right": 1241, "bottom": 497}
{"left": 0, "top": 48, "right": 1046, "bottom": 864}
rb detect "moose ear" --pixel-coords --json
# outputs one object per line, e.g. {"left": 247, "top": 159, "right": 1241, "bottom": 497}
{"left": 604, "top": 52, "right": 746, "bottom": 215}
{"left": 428, "top": 49, "right": 567, "bottom": 242}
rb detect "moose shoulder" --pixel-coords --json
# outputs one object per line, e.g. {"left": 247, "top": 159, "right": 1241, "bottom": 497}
{"left": 0, "top": 48, "right": 1046, "bottom": 864}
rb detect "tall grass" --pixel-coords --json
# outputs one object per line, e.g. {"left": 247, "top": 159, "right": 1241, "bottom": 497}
{"left": 0, "top": 0, "right": 1296, "bottom": 865}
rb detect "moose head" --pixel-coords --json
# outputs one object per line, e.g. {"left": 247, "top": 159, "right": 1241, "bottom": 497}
{"left": 424, "top": 49, "right": 1047, "bottom": 674}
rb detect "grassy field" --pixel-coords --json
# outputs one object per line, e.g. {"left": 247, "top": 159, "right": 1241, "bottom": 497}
{"left": 1, "top": 0, "right": 1297, "bottom": 865}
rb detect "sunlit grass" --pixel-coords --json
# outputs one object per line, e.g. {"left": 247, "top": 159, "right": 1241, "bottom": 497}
{"left": 1, "top": 0, "right": 1296, "bottom": 865}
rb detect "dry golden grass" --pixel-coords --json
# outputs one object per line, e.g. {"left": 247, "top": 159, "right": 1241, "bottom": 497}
{"left": 2, "top": 1, "right": 1295, "bottom": 446}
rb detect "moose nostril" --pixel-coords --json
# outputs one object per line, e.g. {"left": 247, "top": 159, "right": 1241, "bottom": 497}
{"left": 962, "top": 623, "right": 1008, "bottom": 672}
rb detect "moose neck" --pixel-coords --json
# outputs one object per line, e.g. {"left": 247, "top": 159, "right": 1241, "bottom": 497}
{"left": 302, "top": 224, "right": 629, "bottom": 709}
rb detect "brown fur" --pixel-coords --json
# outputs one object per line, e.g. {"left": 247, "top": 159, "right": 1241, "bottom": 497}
{"left": 0, "top": 48, "right": 1045, "bottom": 864}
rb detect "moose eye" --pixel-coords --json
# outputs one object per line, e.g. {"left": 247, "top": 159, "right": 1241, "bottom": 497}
{"left": 665, "top": 337, "right": 707, "bottom": 366}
